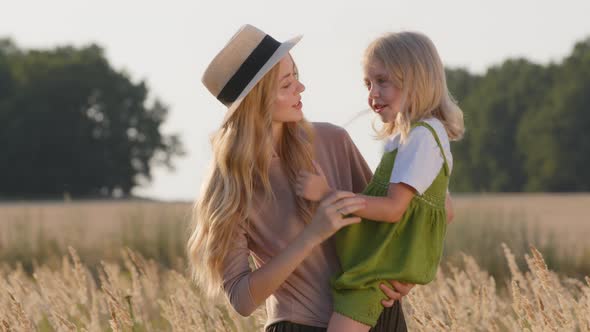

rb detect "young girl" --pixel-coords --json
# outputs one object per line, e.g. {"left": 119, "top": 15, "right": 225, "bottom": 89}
{"left": 296, "top": 31, "right": 465, "bottom": 331}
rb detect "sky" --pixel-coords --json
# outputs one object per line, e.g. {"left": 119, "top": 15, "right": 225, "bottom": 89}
{"left": 2, "top": 0, "right": 589, "bottom": 201}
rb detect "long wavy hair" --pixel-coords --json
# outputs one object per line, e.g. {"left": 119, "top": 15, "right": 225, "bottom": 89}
{"left": 365, "top": 31, "right": 465, "bottom": 142}
{"left": 187, "top": 59, "right": 315, "bottom": 297}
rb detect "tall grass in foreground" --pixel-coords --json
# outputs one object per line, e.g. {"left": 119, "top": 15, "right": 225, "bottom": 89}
{"left": 0, "top": 247, "right": 265, "bottom": 331}
{"left": 1, "top": 200, "right": 589, "bottom": 330}
{"left": 1, "top": 246, "right": 589, "bottom": 331}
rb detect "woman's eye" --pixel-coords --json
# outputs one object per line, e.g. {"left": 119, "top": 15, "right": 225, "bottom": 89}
{"left": 282, "top": 83, "right": 292, "bottom": 89}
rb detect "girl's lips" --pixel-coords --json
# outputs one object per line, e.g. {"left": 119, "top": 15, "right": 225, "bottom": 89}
{"left": 373, "top": 104, "right": 387, "bottom": 113}
{"left": 293, "top": 101, "right": 303, "bottom": 110}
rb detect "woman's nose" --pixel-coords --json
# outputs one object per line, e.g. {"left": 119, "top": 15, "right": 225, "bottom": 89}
{"left": 297, "top": 81, "right": 305, "bottom": 93}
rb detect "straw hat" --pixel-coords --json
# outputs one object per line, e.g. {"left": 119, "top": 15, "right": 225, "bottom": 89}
{"left": 202, "top": 24, "right": 302, "bottom": 124}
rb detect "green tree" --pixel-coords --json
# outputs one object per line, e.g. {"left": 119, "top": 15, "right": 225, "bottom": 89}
{"left": 445, "top": 68, "right": 480, "bottom": 192}
{"left": 518, "top": 38, "right": 590, "bottom": 191}
{"left": 447, "top": 59, "right": 553, "bottom": 192}
{"left": 0, "top": 40, "right": 183, "bottom": 198}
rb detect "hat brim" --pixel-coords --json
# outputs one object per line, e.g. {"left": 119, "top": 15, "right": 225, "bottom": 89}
{"left": 222, "top": 35, "right": 303, "bottom": 125}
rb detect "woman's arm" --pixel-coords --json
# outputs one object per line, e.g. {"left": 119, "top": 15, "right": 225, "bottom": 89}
{"left": 246, "top": 231, "right": 318, "bottom": 309}
{"left": 228, "top": 191, "right": 366, "bottom": 316}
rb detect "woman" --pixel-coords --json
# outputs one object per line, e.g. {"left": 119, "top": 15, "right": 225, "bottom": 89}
{"left": 188, "top": 24, "right": 413, "bottom": 331}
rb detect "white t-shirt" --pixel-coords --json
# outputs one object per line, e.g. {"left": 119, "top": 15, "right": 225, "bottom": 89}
{"left": 384, "top": 118, "right": 453, "bottom": 195}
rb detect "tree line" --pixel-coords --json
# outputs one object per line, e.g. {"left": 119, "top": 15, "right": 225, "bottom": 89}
{"left": 446, "top": 37, "right": 590, "bottom": 192}
{"left": 1, "top": 36, "right": 589, "bottom": 198}
{"left": 0, "top": 39, "right": 183, "bottom": 199}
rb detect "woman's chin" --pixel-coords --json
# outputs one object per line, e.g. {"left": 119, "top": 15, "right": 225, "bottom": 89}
{"left": 277, "top": 117, "right": 303, "bottom": 125}
{"left": 288, "top": 112, "right": 304, "bottom": 123}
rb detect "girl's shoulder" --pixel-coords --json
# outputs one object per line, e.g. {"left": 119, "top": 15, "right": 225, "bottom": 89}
{"left": 411, "top": 117, "right": 453, "bottom": 170}
{"left": 412, "top": 118, "right": 450, "bottom": 145}
{"left": 385, "top": 118, "right": 448, "bottom": 153}
{"left": 384, "top": 134, "right": 401, "bottom": 153}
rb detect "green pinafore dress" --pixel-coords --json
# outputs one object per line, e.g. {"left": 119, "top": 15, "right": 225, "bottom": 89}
{"left": 332, "top": 122, "right": 450, "bottom": 327}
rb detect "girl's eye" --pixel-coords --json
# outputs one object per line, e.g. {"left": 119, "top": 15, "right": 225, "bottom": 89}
{"left": 377, "top": 78, "right": 387, "bottom": 84}
{"left": 282, "top": 82, "right": 292, "bottom": 89}
{"left": 364, "top": 81, "right": 371, "bottom": 89}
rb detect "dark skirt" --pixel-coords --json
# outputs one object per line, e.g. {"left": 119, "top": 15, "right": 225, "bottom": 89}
{"left": 265, "top": 300, "right": 407, "bottom": 332}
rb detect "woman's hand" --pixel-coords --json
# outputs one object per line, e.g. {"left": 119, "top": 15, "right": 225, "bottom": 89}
{"left": 445, "top": 192, "right": 454, "bottom": 224}
{"left": 296, "top": 161, "right": 332, "bottom": 202}
{"left": 379, "top": 281, "right": 415, "bottom": 306}
{"left": 303, "top": 191, "right": 366, "bottom": 244}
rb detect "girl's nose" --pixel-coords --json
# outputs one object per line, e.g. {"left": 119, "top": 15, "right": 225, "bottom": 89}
{"left": 369, "top": 85, "right": 379, "bottom": 99}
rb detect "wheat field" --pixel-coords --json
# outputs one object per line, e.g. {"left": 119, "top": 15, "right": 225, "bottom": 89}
{"left": 1, "top": 195, "right": 589, "bottom": 331}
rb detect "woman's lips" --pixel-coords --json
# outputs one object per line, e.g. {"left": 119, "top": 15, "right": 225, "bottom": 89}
{"left": 293, "top": 101, "right": 303, "bottom": 110}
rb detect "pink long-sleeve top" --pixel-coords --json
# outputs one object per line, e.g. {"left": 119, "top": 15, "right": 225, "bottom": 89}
{"left": 221, "top": 122, "right": 372, "bottom": 329}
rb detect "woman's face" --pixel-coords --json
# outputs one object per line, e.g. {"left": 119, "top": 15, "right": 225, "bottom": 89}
{"left": 272, "top": 55, "right": 305, "bottom": 123}
{"left": 364, "top": 58, "right": 403, "bottom": 123}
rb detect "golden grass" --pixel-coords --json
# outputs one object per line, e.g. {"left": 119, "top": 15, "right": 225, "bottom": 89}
{"left": 2, "top": 193, "right": 588, "bottom": 253}
{"left": 1, "top": 246, "right": 588, "bottom": 331}
{"left": 405, "top": 244, "right": 590, "bottom": 331}
{"left": 1, "top": 246, "right": 265, "bottom": 332}
{"left": 0, "top": 201, "right": 191, "bottom": 250}
{"left": 1, "top": 194, "right": 589, "bottom": 330}
{"left": 452, "top": 193, "right": 590, "bottom": 245}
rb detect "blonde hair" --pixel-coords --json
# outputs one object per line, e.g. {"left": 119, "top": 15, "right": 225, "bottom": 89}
{"left": 187, "top": 60, "right": 315, "bottom": 298}
{"left": 364, "top": 31, "right": 465, "bottom": 141}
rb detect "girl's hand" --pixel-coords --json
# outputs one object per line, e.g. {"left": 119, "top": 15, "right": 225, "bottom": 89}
{"left": 296, "top": 161, "right": 332, "bottom": 202}
{"left": 303, "top": 191, "right": 366, "bottom": 244}
{"left": 379, "top": 281, "right": 415, "bottom": 306}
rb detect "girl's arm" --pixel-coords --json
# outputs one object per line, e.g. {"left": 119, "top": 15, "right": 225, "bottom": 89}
{"left": 353, "top": 182, "right": 415, "bottom": 223}
{"left": 297, "top": 164, "right": 414, "bottom": 223}
{"left": 297, "top": 168, "right": 456, "bottom": 224}
{"left": 298, "top": 128, "right": 454, "bottom": 224}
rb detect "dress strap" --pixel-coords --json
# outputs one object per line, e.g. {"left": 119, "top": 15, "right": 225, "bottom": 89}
{"left": 411, "top": 121, "right": 450, "bottom": 176}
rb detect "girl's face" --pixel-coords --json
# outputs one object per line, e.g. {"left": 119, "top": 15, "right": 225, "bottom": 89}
{"left": 364, "top": 58, "right": 403, "bottom": 123}
{"left": 272, "top": 55, "right": 305, "bottom": 123}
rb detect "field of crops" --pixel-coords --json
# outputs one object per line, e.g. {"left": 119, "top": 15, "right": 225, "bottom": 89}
{"left": 1, "top": 194, "right": 589, "bottom": 331}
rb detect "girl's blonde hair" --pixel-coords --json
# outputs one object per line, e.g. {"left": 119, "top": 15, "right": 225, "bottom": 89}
{"left": 187, "top": 59, "right": 315, "bottom": 297}
{"left": 365, "top": 31, "right": 464, "bottom": 141}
